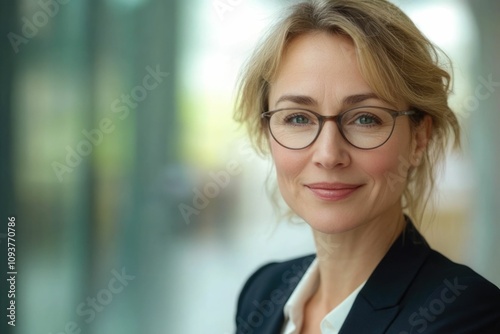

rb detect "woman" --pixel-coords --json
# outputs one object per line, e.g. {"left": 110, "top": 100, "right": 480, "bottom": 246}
{"left": 233, "top": 0, "right": 500, "bottom": 333}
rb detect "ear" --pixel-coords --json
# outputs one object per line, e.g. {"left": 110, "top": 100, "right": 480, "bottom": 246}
{"left": 411, "top": 115, "right": 432, "bottom": 167}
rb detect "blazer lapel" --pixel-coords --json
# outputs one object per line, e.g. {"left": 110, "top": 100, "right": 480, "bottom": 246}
{"left": 340, "top": 298, "right": 400, "bottom": 333}
{"left": 265, "top": 255, "right": 316, "bottom": 334}
{"left": 340, "top": 221, "right": 431, "bottom": 334}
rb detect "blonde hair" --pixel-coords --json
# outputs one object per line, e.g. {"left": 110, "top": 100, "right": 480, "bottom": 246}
{"left": 234, "top": 0, "right": 460, "bottom": 224}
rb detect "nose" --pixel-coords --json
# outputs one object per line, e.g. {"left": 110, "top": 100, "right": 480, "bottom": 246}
{"left": 311, "top": 121, "right": 351, "bottom": 169}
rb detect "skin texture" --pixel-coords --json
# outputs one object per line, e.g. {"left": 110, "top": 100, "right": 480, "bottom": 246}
{"left": 267, "top": 31, "right": 432, "bottom": 331}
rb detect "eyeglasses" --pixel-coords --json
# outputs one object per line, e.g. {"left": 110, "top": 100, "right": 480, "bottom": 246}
{"left": 261, "top": 106, "right": 416, "bottom": 150}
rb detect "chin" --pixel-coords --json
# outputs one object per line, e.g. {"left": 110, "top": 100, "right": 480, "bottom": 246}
{"left": 296, "top": 205, "right": 367, "bottom": 234}
{"left": 309, "top": 219, "right": 364, "bottom": 235}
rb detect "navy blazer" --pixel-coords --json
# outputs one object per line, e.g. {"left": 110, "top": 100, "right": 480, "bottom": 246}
{"left": 235, "top": 222, "right": 500, "bottom": 333}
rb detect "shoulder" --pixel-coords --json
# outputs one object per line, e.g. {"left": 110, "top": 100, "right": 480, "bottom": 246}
{"left": 235, "top": 255, "right": 315, "bottom": 321}
{"left": 415, "top": 248, "right": 500, "bottom": 304}
{"left": 394, "top": 249, "right": 500, "bottom": 333}
{"left": 236, "top": 254, "right": 315, "bottom": 307}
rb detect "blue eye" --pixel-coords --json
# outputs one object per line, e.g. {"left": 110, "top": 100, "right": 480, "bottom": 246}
{"left": 354, "top": 113, "right": 381, "bottom": 126}
{"left": 272, "top": 109, "right": 318, "bottom": 128}
{"left": 288, "top": 114, "right": 310, "bottom": 124}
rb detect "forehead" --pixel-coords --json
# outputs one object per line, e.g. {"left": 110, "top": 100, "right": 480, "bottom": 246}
{"left": 269, "top": 31, "right": 372, "bottom": 108}
{"left": 283, "top": 31, "right": 357, "bottom": 64}
{"left": 278, "top": 32, "right": 358, "bottom": 78}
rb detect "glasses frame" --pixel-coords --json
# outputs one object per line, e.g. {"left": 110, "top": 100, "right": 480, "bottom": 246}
{"left": 261, "top": 106, "right": 416, "bottom": 150}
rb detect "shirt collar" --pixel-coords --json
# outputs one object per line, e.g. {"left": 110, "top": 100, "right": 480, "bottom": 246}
{"left": 282, "top": 258, "right": 366, "bottom": 334}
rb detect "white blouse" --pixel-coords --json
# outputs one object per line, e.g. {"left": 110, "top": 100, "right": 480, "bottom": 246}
{"left": 281, "top": 259, "right": 366, "bottom": 334}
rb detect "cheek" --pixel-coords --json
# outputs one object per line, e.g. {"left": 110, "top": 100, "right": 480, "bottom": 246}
{"left": 364, "top": 149, "right": 402, "bottom": 175}
{"left": 360, "top": 133, "right": 413, "bottom": 193}
{"left": 270, "top": 141, "right": 307, "bottom": 190}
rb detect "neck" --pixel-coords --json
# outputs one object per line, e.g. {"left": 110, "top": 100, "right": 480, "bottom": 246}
{"left": 310, "top": 210, "right": 406, "bottom": 310}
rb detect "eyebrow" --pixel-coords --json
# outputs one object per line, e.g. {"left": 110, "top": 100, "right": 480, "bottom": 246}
{"left": 343, "top": 93, "right": 379, "bottom": 105}
{"left": 275, "top": 94, "right": 317, "bottom": 107}
{"left": 275, "top": 93, "right": 380, "bottom": 108}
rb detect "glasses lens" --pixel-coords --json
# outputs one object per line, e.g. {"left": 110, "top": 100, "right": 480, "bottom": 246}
{"left": 340, "top": 107, "right": 395, "bottom": 149}
{"left": 267, "top": 107, "right": 396, "bottom": 149}
{"left": 269, "top": 109, "right": 319, "bottom": 149}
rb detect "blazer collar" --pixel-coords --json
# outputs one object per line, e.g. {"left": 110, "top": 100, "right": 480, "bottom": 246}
{"left": 267, "top": 219, "right": 431, "bottom": 334}
{"left": 269, "top": 255, "right": 316, "bottom": 333}
{"left": 339, "top": 219, "right": 431, "bottom": 333}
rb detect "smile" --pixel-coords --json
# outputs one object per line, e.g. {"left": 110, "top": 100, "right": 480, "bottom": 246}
{"left": 305, "top": 183, "right": 363, "bottom": 201}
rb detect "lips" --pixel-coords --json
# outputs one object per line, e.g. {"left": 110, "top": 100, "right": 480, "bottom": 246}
{"left": 305, "top": 182, "right": 363, "bottom": 201}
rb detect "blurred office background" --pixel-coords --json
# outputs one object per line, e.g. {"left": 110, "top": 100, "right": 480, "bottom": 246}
{"left": 0, "top": 0, "right": 499, "bottom": 333}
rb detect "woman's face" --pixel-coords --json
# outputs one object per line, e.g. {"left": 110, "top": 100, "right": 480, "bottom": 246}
{"left": 268, "top": 32, "right": 427, "bottom": 234}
